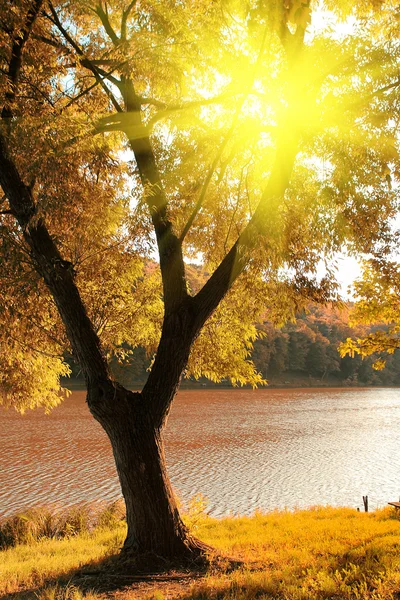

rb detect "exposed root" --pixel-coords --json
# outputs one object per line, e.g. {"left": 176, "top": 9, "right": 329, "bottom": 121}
{"left": 112, "top": 534, "right": 243, "bottom": 576}
{"left": 116, "top": 535, "right": 213, "bottom": 573}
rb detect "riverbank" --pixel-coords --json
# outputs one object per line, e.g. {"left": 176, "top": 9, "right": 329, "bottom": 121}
{"left": 62, "top": 376, "right": 400, "bottom": 391}
{"left": 2, "top": 503, "right": 400, "bottom": 599}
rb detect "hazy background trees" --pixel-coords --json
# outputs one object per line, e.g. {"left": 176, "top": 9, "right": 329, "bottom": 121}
{"left": 79, "top": 303, "right": 400, "bottom": 389}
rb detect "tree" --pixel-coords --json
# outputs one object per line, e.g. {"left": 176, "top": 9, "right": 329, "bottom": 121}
{"left": 340, "top": 259, "right": 400, "bottom": 370}
{"left": 288, "top": 328, "right": 311, "bottom": 372}
{"left": 268, "top": 333, "right": 289, "bottom": 377}
{"left": 305, "top": 334, "right": 328, "bottom": 377}
{"left": 1, "top": 0, "right": 399, "bottom": 563}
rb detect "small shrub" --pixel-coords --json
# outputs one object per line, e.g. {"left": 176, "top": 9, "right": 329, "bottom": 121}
{"left": 58, "top": 505, "right": 91, "bottom": 538}
{"left": 184, "top": 494, "right": 210, "bottom": 530}
{"left": 96, "top": 500, "right": 125, "bottom": 529}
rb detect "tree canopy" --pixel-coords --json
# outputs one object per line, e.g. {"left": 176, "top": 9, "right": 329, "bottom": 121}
{"left": 1, "top": 0, "right": 400, "bottom": 412}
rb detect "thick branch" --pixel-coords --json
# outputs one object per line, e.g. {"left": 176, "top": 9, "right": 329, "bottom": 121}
{"left": 0, "top": 132, "right": 110, "bottom": 384}
{"left": 2, "top": 0, "right": 44, "bottom": 121}
{"left": 95, "top": 3, "right": 120, "bottom": 45}
{"left": 147, "top": 91, "right": 235, "bottom": 127}
{"left": 31, "top": 32, "right": 72, "bottom": 54}
{"left": 190, "top": 20, "right": 308, "bottom": 329}
{"left": 121, "top": 76, "right": 188, "bottom": 313}
{"left": 141, "top": 300, "right": 196, "bottom": 428}
{"left": 141, "top": 128, "right": 299, "bottom": 428}
{"left": 121, "top": 0, "right": 137, "bottom": 41}
{"left": 98, "top": 89, "right": 237, "bottom": 125}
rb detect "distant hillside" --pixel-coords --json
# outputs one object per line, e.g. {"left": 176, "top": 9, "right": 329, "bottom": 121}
{"left": 252, "top": 304, "right": 400, "bottom": 387}
{"left": 101, "top": 303, "right": 400, "bottom": 389}
{"left": 64, "top": 265, "right": 400, "bottom": 389}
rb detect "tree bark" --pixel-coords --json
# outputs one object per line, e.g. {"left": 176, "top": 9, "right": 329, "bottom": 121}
{"left": 87, "top": 381, "right": 208, "bottom": 562}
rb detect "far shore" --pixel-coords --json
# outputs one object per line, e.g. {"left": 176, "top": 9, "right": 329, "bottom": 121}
{"left": 62, "top": 376, "right": 400, "bottom": 392}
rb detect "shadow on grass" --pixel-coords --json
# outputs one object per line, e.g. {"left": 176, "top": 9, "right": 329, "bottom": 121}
{"left": 0, "top": 550, "right": 215, "bottom": 600}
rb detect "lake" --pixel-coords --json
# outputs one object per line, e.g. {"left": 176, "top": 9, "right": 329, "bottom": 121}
{"left": 1, "top": 388, "right": 399, "bottom": 518}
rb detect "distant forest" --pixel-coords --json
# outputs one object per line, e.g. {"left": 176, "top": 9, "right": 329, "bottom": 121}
{"left": 67, "top": 303, "right": 400, "bottom": 389}
{"left": 251, "top": 305, "right": 400, "bottom": 387}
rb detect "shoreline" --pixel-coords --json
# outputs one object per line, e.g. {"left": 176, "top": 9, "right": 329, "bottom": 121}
{"left": 62, "top": 378, "right": 400, "bottom": 391}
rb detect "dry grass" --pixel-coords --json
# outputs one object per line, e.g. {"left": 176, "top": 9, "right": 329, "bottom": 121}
{"left": 1, "top": 504, "right": 400, "bottom": 599}
{"left": 0, "top": 501, "right": 125, "bottom": 548}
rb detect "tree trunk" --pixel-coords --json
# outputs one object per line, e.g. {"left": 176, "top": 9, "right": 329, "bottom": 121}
{"left": 87, "top": 381, "right": 208, "bottom": 562}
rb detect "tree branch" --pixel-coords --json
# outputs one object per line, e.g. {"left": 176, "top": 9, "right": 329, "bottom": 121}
{"left": 179, "top": 129, "right": 233, "bottom": 244}
{"left": 354, "top": 77, "right": 400, "bottom": 107}
{"left": 0, "top": 131, "right": 110, "bottom": 385}
{"left": 32, "top": 32, "right": 72, "bottom": 55}
{"left": 120, "top": 76, "right": 188, "bottom": 313}
{"left": 95, "top": 3, "right": 120, "bottom": 45}
{"left": 48, "top": 2, "right": 123, "bottom": 113}
{"left": 7, "top": 332, "right": 64, "bottom": 360}
{"left": 189, "top": 18, "right": 310, "bottom": 330}
{"left": 192, "top": 128, "right": 299, "bottom": 332}
{"left": 63, "top": 79, "right": 100, "bottom": 109}
{"left": 0, "top": 3, "right": 110, "bottom": 384}
{"left": 2, "top": 0, "right": 44, "bottom": 122}
{"left": 223, "top": 162, "right": 247, "bottom": 253}
{"left": 178, "top": 27, "right": 269, "bottom": 243}
{"left": 62, "top": 63, "right": 124, "bottom": 110}
{"left": 121, "top": 0, "right": 137, "bottom": 41}
{"left": 147, "top": 90, "right": 235, "bottom": 127}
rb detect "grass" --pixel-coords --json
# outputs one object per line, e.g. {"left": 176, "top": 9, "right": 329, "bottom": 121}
{"left": 1, "top": 503, "right": 400, "bottom": 599}
{"left": 0, "top": 501, "right": 125, "bottom": 548}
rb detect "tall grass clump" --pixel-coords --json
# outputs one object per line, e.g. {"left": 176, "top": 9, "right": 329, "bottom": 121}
{"left": 0, "top": 500, "right": 125, "bottom": 548}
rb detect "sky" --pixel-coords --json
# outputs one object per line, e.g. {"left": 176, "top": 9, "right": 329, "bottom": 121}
{"left": 331, "top": 255, "right": 361, "bottom": 299}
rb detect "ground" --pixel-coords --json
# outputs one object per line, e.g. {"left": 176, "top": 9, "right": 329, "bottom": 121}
{"left": 1, "top": 505, "right": 400, "bottom": 599}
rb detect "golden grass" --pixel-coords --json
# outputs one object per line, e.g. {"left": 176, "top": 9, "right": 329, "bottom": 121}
{"left": 1, "top": 505, "right": 400, "bottom": 599}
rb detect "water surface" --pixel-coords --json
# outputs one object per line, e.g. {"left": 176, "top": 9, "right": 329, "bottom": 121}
{"left": 1, "top": 388, "right": 399, "bottom": 517}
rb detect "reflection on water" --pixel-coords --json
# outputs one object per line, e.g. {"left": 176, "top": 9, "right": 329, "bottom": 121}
{"left": 1, "top": 388, "right": 399, "bottom": 517}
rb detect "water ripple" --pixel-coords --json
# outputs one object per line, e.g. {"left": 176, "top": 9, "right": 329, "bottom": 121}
{"left": 1, "top": 388, "right": 400, "bottom": 517}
